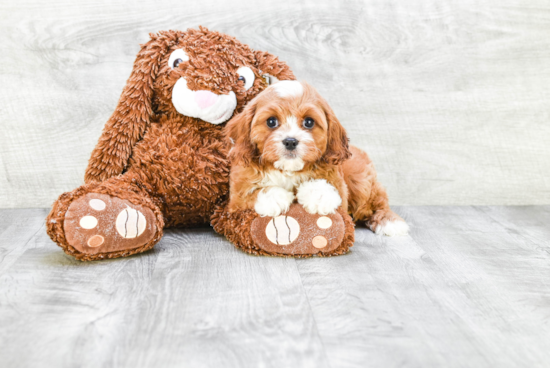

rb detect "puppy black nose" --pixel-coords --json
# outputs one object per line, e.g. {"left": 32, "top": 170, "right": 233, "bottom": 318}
{"left": 282, "top": 137, "right": 299, "bottom": 151}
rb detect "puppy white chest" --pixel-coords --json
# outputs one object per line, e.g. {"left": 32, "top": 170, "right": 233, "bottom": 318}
{"left": 259, "top": 170, "right": 310, "bottom": 192}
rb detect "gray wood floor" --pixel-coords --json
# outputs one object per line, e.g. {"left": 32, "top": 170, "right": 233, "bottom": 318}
{"left": 1, "top": 207, "right": 549, "bottom": 367}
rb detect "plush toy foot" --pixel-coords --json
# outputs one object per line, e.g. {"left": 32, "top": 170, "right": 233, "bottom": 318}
{"left": 62, "top": 193, "right": 158, "bottom": 257}
{"left": 212, "top": 203, "right": 355, "bottom": 257}
{"left": 47, "top": 182, "right": 164, "bottom": 261}
{"left": 252, "top": 204, "right": 348, "bottom": 255}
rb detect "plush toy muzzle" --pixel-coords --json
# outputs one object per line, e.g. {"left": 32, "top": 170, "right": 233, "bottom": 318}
{"left": 172, "top": 78, "right": 237, "bottom": 125}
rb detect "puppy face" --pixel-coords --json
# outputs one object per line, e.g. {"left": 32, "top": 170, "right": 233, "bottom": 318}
{"left": 226, "top": 81, "right": 351, "bottom": 170}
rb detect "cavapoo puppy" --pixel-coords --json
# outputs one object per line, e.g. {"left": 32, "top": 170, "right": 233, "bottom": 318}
{"left": 225, "top": 80, "right": 408, "bottom": 236}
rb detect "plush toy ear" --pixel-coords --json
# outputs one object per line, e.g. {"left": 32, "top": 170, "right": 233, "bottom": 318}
{"left": 225, "top": 99, "right": 258, "bottom": 166}
{"left": 84, "top": 33, "right": 170, "bottom": 183}
{"left": 320, "top": 97, "right": 352, "bottom": 166}
{"left": 254, "top": 50, "right": 296, "bottom": 83}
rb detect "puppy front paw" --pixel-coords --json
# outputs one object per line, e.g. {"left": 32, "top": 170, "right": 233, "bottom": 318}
{"left": 255, "top": 187, "right": 295, "bottom": 217}
{"left": 296, "top": 179, "right": 342, "bottom": 215}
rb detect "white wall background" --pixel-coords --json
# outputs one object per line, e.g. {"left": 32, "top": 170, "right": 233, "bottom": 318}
{"left": 1, "top": 0, "right": 549, "bottom": 208}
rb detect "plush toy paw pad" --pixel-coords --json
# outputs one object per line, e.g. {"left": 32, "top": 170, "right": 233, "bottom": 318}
{"left": 316, "top": 216, "right": 332, "bottom": 229}
{"left": 89, "top": 198, "right": 106, "bottom": 211}
{"left": 312, "top": 235, "right": 328, "bottom": 248}
{"left": 63, "top": 193, "right": 157, "bottom": 255}
{"left": 251, "top": 203, "right": 345, "bottom": 255}
{"left": 265, "top": 216, "right": 300, "bottom": 245}
{"left": 87, "top": 235, "right": 104, "bottom": 247}
{"left": 115, "top": 207, "right": 147, "bottom": 238}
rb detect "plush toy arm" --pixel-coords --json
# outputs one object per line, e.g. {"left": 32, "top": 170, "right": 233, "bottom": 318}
{"left": 84, "top": 106, "right": 149, "bottom": 183}
{"left": 84, "top": 34, "right": 164, "bottom": 183}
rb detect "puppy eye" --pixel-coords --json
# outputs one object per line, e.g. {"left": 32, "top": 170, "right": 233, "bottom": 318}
{"left": 303, "top": 117, "right": 315, "bottom": 129}
{"left": 236, "top": 66, "right": 255, "bottom": 91}
{"left": 266, "top": 117, "right": 279, "bottom": 128}
{"left": 168, "top": 49, "right": 189, "bottom": 69}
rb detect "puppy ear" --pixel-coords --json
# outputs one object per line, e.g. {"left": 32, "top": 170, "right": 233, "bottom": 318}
{"left": 224, "top": 99, "right": 258, "bottom": 166}
{"left": 321, "top": 99, "right": 352, "bottom": 166}
{"left": 85, "top": 32, "right": 173, "bottom": 183}
{"left": 254, "top": 50, "right": 295, "bottom": 83}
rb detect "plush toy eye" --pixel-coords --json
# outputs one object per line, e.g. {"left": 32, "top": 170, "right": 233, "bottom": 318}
{"left": 303, "top": 117, "right": 315, "bottom": 129}
{"left": 267, "top": 117, "right": 279, "bottom": 128}
{"left": 236, "top": 66, "right": 255, "bottom": 91}
{"left": 168, "top": 49, "right": 189, "bottom": 69}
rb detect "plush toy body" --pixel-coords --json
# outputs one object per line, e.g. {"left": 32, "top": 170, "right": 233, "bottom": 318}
{"left": 52, "top": 117, "right": 229, "bottom": 260}
{"left": 46, "top": 27, "right": 300, "bottom": 260}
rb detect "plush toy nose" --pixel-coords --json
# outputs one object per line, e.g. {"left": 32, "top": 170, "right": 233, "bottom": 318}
{"left": 194, "top": 90, "right": 219, "bottom": 109}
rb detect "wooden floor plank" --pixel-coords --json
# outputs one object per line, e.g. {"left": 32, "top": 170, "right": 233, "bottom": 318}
{"left": 297, "top": 206, "right": 550, "bottom": 368}
{"left": 399, "top": 206, "right": 550, "bottom": 367}
{"left": 0, "top": 229, "right": 162, "bottom": 367}
{"left": 1, "top": 207, "right": 549, "bottom": 367}
{"left": 474, "top": 206, "right": 550, "bottom": 249}
{"left": 115, "top": 228, "right": 329, "bottom": 368}
{"left": 0, "top": 208, "right": 49, "bottom": 275}
{"left": 295, "top": 236, "right": 433, "bottom": 368}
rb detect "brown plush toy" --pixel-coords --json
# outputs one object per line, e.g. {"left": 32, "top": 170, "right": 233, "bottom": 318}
{"left": 46, "top": 26, "right": 355, "bottom": 260}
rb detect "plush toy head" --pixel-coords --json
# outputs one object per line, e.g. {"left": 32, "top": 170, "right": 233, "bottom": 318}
{"left": 131, "top": 26, "right": 295, "bottom": 125}
{"left": 85, "top": 26, "right": 295, "bottom": 183}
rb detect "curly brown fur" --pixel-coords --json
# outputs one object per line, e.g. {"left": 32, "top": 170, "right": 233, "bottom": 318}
{"left": 47, "top": 27, "right": 296, "bottom": 260}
